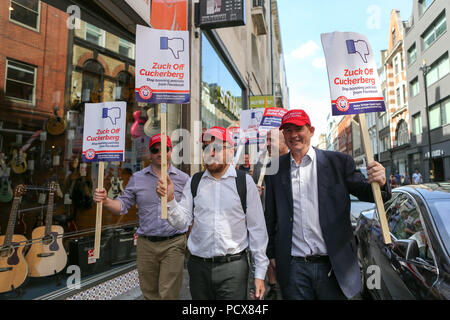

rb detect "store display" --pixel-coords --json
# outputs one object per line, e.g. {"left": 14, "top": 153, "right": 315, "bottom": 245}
{"left": 11, "top": 148, "right": 27, "bottom": 174}
{"left": 26, "top": 182, "right": 68, "bottom": 277}
{"left": 143, "top": 106, "right": 160, "bottom": 137}
{"left": 0, "top": 185, "right": 28, "bottom": 293}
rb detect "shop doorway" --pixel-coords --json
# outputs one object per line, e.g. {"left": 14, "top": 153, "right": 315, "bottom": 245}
{"left": 433, "top": 158, "right": 444, "bottom": 182}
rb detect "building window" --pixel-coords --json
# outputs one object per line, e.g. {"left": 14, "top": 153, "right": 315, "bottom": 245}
{"left": 426, "top": 52, "right": 449, "bottom": 87}
{"left": 394, "top": 57, "right": 399, "bottom": 75}
{"left": 444, "top": 98, "right": 450, "bottom": 125}
{"left": 419, "top": 0, "right": 434, "bottom": 16}
{"left": 86, "top": 23, "right": 106, "bottom": 47}
{"left": 413, "top": 113, "right": 422, "bottom": 135}
{"left": 410, "top": 77, "right": 419, "bottom": 97}
{"left": 5, "top": 59, "right": 36, "bottom": 104}
{"left": 422, "top": 12, "right": 446, "bottom": 51}
{"left": 396, "top": 120, "right": 409, "bottom": 146}
{"left": 396, "top": 87, "right": 401, "bottom": 107}
{"left": 118, "top": 38, "right": 135, "bottom": 59}
{"left": 402, "top": 84, "right": 407, "bottom": 104}
{"left": 408, "top": 43, "right": 417, "bottom": 65}
{"left": 9, "top": 0, "right": 40, "bottom": 31}
{"left": 429, "top": 104, "right": 441, "bottom": 130}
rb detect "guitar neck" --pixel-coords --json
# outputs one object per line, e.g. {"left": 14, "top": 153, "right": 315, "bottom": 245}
{"left": 4, "top": 196, "right": 21, "bottom": 247}
{"left": 44, "top": 191, "right": 55, "bottom": 236}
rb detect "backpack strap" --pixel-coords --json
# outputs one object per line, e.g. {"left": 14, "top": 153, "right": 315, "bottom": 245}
{"left": 190, "top": 169, "right": 247, "bottom": 214}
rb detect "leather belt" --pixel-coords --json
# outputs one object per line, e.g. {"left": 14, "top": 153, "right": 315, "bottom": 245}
{"left": 140, "top": 233, "right": 185, "bottom": 242}
{"left": 294, "top": 255, "right": 330, "bottom": 263}
{"left": 191, "top": 251, "right": 246, "bottom": 263}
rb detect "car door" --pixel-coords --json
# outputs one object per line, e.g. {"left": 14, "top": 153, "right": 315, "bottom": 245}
{"left": 378, "top": 192, "right": 438, "bottom": 299}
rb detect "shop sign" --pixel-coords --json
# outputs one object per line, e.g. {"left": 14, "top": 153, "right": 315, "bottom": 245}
{"left": 82, "top": 102, "right": 127, "bottom": 162}
{"left": 216, "top": 86, "right": 240, "bottom": 118}
{"left": 250, "top": 95, "right": 274, "bottom": 109}
{"left": 321, "top": 32, "right": 385, "bottom": 115}
{"left": 135, "top": 25, "right": 190, "bottom": 104}
{"left": 125, "top": 0, "right": 151, "bottom": 25}
{"left": 198, "top": 0, "right": 245, "bottom": 29}
{"left": 151, "top": 0, "right": 188, "bottom": 30}
{"left": 424, "top": 149, "right": 445, "bottom": 159}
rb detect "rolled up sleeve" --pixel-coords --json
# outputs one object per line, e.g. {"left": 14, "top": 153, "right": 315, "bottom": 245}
{"left": 167, "top": 178, "right": 194, "bottom": 230}
{"left": 117, "top": 175, "right": 137, "bottom": 215}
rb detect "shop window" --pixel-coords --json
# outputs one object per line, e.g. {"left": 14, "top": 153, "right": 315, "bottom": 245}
{"left": 9, "top": 0, "right": 40, "bottom": 31}
{"left": 396, "top": 120, "right": 409, "bottom": 147}
{"left": 426, "top": 52, "right": 449, "bottom": 87}
{"left": 5, "top": 59, "right": 36, "bottom": 104}
{"left": 86, "top": 23, "right": 106, "bottom": 47}
{"left": 422, "top": 12, "right": 446, "bottom": 51}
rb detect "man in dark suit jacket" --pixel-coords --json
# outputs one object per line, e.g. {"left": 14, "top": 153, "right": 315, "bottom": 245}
{"left": 265, "top": 109, "right": 391, "bottom": 300}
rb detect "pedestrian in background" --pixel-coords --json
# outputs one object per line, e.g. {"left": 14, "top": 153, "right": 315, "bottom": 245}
{"left": 93, "top": 134, "right": 189, "bottom": 300}
{"left": 265, "top": 109, "right": 391, "bottom": 300}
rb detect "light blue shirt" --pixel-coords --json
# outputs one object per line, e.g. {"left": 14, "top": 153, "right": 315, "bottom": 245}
{"left": 290, "top": 147, "right": 327, "bottom": 257}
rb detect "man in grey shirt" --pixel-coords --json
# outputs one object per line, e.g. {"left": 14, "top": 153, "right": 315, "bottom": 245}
{"left": 93, "top": 134, "right": 189, "bottom": 300}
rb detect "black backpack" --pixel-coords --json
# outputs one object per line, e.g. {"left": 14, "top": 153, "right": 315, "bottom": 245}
{"left": 190, "top": 169, "right": 247, "bottom": 214}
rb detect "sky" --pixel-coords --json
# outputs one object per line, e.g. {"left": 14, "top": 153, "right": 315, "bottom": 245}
{"left": 277, "top": 0, "right": 414, "bottom": 145}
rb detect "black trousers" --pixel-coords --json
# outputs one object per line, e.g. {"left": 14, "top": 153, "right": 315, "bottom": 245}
{"left": 187, "top": 254, "right": 248, "bottom": 300}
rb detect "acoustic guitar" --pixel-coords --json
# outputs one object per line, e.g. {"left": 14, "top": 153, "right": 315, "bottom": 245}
{"left": 0, "top": 184, "right": 28, "bottom": 293}
{"left": 47, "top": 106, "right": 67, "bottom": 136}
{"left": 143, "top": 107, "right": 160, "bottom": 137}
{"left": 26, "top": 182, "right": 67, "bottom": 277}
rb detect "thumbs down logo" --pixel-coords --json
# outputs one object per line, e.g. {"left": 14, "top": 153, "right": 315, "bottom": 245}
{"left": 102, "top": 107, "right": 121, "bottom": 125}
{"left": 346, "top": 39, "right": 369, "bottom": 63}
{"left": 160, "top": 37, "right": 184, "bottom": 59}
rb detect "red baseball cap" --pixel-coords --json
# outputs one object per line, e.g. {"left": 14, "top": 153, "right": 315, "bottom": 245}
{"left": 279, "top": 109, "right": 311, "bottom": 130}
{"left": 149, "top": 134, "right": 172, "bottom": 148}
{"left": 202, "top": 126, "right": 234, "bottom": 145}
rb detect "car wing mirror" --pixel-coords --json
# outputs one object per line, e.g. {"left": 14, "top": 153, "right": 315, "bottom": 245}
{"left": 392, "top": 239, "right": 419, "bottom": 261}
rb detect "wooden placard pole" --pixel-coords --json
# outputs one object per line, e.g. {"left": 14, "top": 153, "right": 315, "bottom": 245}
{"left": 359, "top": 114, "right": 392, "bottom": 244}
{"left": 160, "top": 103, "right": 168, "bottom": 219}
{"left": 94, "top": 161, "right": 105, "bottom": 259}
{"left": 257, "top": 151, "right": 270, "bottom": 187}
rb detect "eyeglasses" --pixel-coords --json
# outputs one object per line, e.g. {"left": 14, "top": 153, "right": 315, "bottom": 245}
{"left": 202, "top": 143, "right": 230, "bottom": 153}
{"left": 150, "top": 146, "right": 171, "bottom": 154}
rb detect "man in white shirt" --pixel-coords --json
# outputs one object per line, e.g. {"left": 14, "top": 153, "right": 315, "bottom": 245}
{"left": 156, "top": 126, "right": 268, "bottom": 300}
{"left": 412, "top": 169, "right": 423, "bottom": 184}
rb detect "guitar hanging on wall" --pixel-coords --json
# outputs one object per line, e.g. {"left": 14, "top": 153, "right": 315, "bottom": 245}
{"left": 0, "top": 154, "right": 13, "bottom": 203}
{"left": 25, "top": 182, "right": 67, "bottom": 277}
{"left": 130, "top": 107, "right": 147, "bottom": 139}
{"left": 46, "top": 106, "right": 67, "bottom": 136}
{"left": 0, "top": 184, "right": 28, "bottom": 294}
{"left": 143, "top": 106, "right": 160, "bottom": 138}
{"left": 107, "top": 164, "right": 124, "bottom": 200}
{"left": 10, "top": 129, "right": 43, "bottom": 175}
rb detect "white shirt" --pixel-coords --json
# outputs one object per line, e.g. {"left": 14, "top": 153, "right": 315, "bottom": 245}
{"left": 291, "top": 147, "right": 327, "bottom": 257}
{"left": 412, "top": 172, "right": 422, "bottom": 184}
{"left": 167, "top": 165, "right": 269, "bottom": 280}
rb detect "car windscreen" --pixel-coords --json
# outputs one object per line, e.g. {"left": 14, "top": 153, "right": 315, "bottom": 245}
{"left": 428, "top": 199, "right": 450, "bottom": 256}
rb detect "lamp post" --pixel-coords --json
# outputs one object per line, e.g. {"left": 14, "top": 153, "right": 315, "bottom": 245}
{"left": 419, "top": 60, "right": 434, "bottom": 182}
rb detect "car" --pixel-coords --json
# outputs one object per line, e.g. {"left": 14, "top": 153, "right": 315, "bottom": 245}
{"left": 355, "top": 183, "right": 450, "bottom": 300}
{"left": 350, "top": 194, "right": 375, "bottom": 230}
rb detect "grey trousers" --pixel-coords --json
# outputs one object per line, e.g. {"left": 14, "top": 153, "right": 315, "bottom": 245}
{"left": 187, "top": 254, "right": 248, "bottom": 300}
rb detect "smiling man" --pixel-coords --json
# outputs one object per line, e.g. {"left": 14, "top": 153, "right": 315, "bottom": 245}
{"left": 156, "top": 126, "right": 269, "bottom": 300}
{"left": 264, "top": 109, "right": 391, "bottom": 300}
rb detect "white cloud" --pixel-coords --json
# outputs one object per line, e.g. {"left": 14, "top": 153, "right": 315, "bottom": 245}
{"left": 312, "top": 57, "right": 326, "bottom": 69}
{"left": 290, "top": 40, "right": 320, "bottom": 60}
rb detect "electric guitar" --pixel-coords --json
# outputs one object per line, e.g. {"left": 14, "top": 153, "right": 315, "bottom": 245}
{"left": 107, "top": 165, "right": 124, "bottom": 200}
{"left": 143, "top": 107, "right": 160, "bottom": 137}
{"left": 25, "top": 182, "right": 67, "bottom": 277}
{"left": 11, "top": 148, "right": 27, "bottom": 174}
{"left": 47, "top": 106, "right": 67, "bottom": 136}
{"left": 130, "top": 108, "right": 147, "bottom": 139}
{"left": 0, "top": 184, "right": 28, "bottom": 293}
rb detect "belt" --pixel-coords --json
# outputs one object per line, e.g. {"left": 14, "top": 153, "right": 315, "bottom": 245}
{"left": 140, "top": 233, "right": 185, "bottom": 242}
{"left": 294, "top": 255, "right": 329, "bottom": 263}
{"left": 191, "top": 251, "right": 246, "bottom": 263}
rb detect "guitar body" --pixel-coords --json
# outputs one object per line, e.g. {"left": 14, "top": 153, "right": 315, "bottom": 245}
{"left": 11, "top": 149, "right": 27, "bottom": 174}
{"left": 130, "top": 110, "right": 147, "bottom": 139}
{"left": 107, "top": 176, "right": 124, "bottom": 200}
{"left": 0, "top": 176, "right": 13, "bottom": 203}
{"left": 46, "top": 117, "right": 67, "bottom": 136}
{"left": 0, "top": 234, "right": 28, "bottom": 293}
{"left": 26, "top": 225, "right": 67, "bottom": 277}
{"left": 143, "top": 108, "right": 160, "bottom": 137}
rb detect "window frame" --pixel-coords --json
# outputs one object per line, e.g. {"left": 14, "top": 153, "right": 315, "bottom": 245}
{"left": 413, "top": 112, "right": 423, "bottom": 136}
{"left": 422, "top": 12, "right": 446, "bottom": 51}
{"left": 4, "top": 58, "right": 37, "bottom": 105}
{"left": 85, "top": 23, "right": 106, "bottom": 48}
{"left": 9, "top": 0, "right": 41, "bottom": 32}
{"left": 407, "top": 43, "right": 417, "bottom": 65}
{"left": 410, "top": 77, "right": 420, "bottom": 97}
{"left": 426, "top": 52, "right": 449, "bottom": 87}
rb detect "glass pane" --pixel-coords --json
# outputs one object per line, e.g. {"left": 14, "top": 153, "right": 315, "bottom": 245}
{"left": 12, "top": 0, "right": 39, "bottom": 11}
{"left": 10, "top": 2, "right": 38, "bottom": 28}
{"left": 437, "top": 55, "right": 449, "bottom": 80}
{"left": 426, "top": 66, "right": 438, "bottom": 86}
{"left": 86, "top": 32, "right": 100, "bottom": 45}
{"left": 5, "top": 80, "right": 34, "bottom": 102}
{"left": 429, "top": 105, "right": 441, "bottom": 129}
{"left": 119, "top": 45, "right": 130, "bottom": 57}
{"left": 7, "top": 62, "right": 35, "bottom": 84}
{"left": 444, "top": 99, "right": 450, "bottom": 125}
{"left": 435, "top": 16, "right": 447, "bottom": 38}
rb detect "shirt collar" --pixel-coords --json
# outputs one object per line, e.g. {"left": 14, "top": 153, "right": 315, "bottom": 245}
{"left": 204, "top": 164, "right": 236, "bottom": 180}
{"left": 290, "top": 147, "right": 316, "bottom": 166}
{"left": 145, "top": 164, "right": 177, "bottom": 177}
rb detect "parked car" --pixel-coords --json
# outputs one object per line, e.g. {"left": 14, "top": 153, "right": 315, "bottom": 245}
{"left": 355, "top": 183, "right": 450, "bottom": 299}
{"left": 350, "top": 194, "right": 375, "bottom": 230}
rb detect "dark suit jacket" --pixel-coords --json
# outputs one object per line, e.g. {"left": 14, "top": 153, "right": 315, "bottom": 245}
{"left": 265, "top": 148, "right": 391, "bottom": 298}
